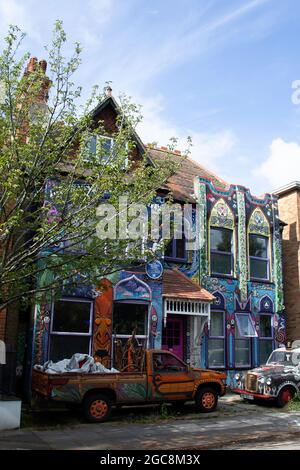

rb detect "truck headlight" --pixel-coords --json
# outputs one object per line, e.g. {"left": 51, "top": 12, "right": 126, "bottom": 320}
{"left": 266, "top": 378, "right": 272, "bottom": 386}
{"left": 235, "top": 373, "right": 241, "bottom": 381}
{"left": 258, "top": 377, "right": 265, "bottom": 384}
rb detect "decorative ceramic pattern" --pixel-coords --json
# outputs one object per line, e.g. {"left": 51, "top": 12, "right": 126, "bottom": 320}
{"left": 197, "top": 181, "right": 209, "bottom": 283}
{"left": 273, "top": 224, "right": 284, "bottom": 313}
{"left": 210, "top": 198, "right": 234, "bottom": 229}
{"left": 236, "top": 191, "right": 248, "bottom": 302}
{"left": 248, "top": 208, "right": 270, "bottom": 236}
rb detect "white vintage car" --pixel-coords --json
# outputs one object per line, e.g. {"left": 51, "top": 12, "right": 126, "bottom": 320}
{"left": 233, "top": 346, "right": 300, "bottom": 407}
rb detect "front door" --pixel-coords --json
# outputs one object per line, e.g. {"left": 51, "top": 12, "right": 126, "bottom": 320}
{"left": 162, "top": 316, "right": 185, "bottom": 359}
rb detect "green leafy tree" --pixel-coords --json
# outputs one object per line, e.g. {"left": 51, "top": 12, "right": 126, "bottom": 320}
{"left": 0, "top": 21, "right": 186, "bottom": 311}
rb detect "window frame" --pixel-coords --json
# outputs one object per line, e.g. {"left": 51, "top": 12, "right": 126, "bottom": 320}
{"left": 234, "top": 313, "right": 257, "bottom": 368}
{"left": 84, "top": 134, "right": 114, "bottom": 163}
{"left": 210, "top": 227, "right": 234, "bottom": 276}
{"left": 208, "top": 310, "right": 226, "bottom": 369}
{"left": 249, "top": 233, "right": 270, "bottom": 281}
{"left": 164, "top": 235, "right": 187, "bottom": 262}
{"left": 259, "top": 313, "right": 274, "bottom": 365}
{"left": 49, "top": 298, "right": 94, "bottom": 359}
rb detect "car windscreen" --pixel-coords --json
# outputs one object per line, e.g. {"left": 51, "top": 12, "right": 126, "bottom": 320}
{"left": 267, "top": 350, "right": 300, "bottom": 366}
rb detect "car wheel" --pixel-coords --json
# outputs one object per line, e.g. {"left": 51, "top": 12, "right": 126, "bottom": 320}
{"left": 276, "top": 387, "right": 294, "bottom": 408}
{"left": 83, "top": 393, "right": 112, "bottom": 423}
{"left": 195, "top": 387, "right": 218, "bottom": 413}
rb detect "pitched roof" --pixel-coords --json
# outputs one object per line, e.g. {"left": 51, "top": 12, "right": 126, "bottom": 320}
{"left": 163, "top": 268, "right": 215, "bottom": 302}
{"left": 147, "top": 147, "right": 229, "bottom": 203}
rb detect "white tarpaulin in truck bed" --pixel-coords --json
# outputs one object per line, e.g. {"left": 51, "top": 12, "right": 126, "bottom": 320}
{"left": 34, "top": 353, "right": 119, "bottom": 374}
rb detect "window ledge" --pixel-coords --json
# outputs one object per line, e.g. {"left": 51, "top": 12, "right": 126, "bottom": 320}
{"left": 164, "top": 257, "right": 190, "bottom": 264}
{"left": 250, "top": 278, "right": 274, "bottom": 285}
{"left": 210, "top": 273, "right": 237, "bottom": 280}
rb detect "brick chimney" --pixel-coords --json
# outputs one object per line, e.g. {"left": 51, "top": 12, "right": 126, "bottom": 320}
{"left": 105, "top": 85, "right": 112, "bottom": 98}
{"left": 24, "top": 56, "right": 51, "bottom": 103}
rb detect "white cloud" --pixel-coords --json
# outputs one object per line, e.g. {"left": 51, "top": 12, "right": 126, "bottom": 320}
{"left": 88, "top": 0, "right": 113, "bottom": 25}
{"left": 253, "top": 138, "right": 300, "bottom": 190}
{"left": 137, "top": 93, "right": 236, "bottom": 177}
{"left": 0, "top": 0, "right": 30, "bottom": 29}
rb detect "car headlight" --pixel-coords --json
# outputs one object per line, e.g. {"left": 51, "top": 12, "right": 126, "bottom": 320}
{"left": 258, "top": 377, "right": 265, "bottom": 384}
{"left": 266, "top": 378, "right": 272, "bottom": 386}
{"left": 235, "top": 373, "right": 241, "bottom": 381}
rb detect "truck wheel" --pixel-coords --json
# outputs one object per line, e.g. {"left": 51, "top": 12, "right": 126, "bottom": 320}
{"left": 83, "top": 393, "right": 112, "bottom": 423}
{"left": 276, "top": 387, "right": 294, "bottom": 408}
{"left": 195, "top": 387, "right": 218, "bottom": 412}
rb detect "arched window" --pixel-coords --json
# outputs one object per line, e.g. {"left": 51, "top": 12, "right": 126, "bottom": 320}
{"left": 209, "top": 198, "right": 235, "bottom": 276}
{"left": 248, "top": 208, "right": 270, "bottom": 281}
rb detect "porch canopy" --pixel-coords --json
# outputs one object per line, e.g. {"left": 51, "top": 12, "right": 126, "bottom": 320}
{"left": 162, "top": 268, "right": 215, "bottom": 327}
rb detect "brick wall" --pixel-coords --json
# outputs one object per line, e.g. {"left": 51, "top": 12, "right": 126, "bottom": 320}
{"left": 278, "top": 190, "right": 300, "bottom": 341}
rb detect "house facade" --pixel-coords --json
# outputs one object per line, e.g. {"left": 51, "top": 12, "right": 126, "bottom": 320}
{"left": 23, "top": 95, "right": 286, "bottom": 391}
{"left": 274, "top": 181, "right": 300, "bottom": 342}
{"left": 0, "top": 59, "right": 285, "bottom": 395}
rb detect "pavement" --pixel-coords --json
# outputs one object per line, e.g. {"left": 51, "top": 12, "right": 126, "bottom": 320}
{"left": 1, "top": 395, "right": 300, "bottom": 450}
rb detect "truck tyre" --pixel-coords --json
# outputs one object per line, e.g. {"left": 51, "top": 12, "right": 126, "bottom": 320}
{"left": 195, "top": 387, "right": 218, "bottom": 412}
{"left": 276, "top": 387, "right": 294, "bottom": 408}
{"left": 83, "top": 393, "right": 112, "bottom": 423}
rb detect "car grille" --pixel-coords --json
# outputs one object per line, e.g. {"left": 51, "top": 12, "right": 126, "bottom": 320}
{"left": 245, "top": 373, "right": 257, "bottom": 392}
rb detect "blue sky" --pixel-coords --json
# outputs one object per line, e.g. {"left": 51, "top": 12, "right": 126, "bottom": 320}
{"left": 1, "top": 0, "right": 300, "bottom": 196}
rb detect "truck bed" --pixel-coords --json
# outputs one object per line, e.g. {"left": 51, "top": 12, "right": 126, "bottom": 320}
{"left": 32, "top": 368, "right": 146, "bottom": 399}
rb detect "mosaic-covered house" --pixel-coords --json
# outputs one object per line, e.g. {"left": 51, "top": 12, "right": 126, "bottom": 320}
{"left": 28, "top": 87, "right": 286, "bottom": 389}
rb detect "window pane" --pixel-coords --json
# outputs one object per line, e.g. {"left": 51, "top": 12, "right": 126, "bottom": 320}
{"left": 250, "top": 258, "right": 268, "bottom": 280}
{"left": 52, "top": 300, "right": 91, "bottom": 333}
{"left": 249, "top": 235, "right": 268, "bottom": 258}
{"left": 113, "top": 303, "right": 147, "bottom": 336}
{"left": 164, "top": 239, "right": 173, "bottom": 257}
{"left": 89, "top": 135, "right": 97, "bottom": 154}
{"left": 211, "top": 228, "right": 232, "bottom": 253}
{"left": 208, "top": 338, "right": 225, "bottom": 367}
{"left": 260, "top": 315, "right": 272, "bottom": 338}
{"left": 153, "top": 353, "right": 186, "bottom": 372}
{"left": 235, "top": 339, "right": 250, "bottom": 366}
{"left": 49, "top": 335, "right": 90, "bottom": 362}
{"left": 210, "top": 312, "right": 224, "bottom": 337}
{"left": 211, "top": 252, "right": 232, "bottom": 275}
{"left": 100, "top": 137, "right": 112, "bottom": 161}
{"left": 175, "top": 237, "right": 185, "bottom": 259}
{"left": 260, "top": 339, "right": 273, "bottom": 365}
{"left": 235, "top": 314, "right": 257, "bottom": 337}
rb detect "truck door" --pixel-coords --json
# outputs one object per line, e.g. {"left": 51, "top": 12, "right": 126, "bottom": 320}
{"left": 150, "top": 351, "right": 195, "bottom": 401}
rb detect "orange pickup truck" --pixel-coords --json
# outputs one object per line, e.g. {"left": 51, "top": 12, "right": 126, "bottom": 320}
{"left": 32, "top": 349, "right": 227, "bottom": 422}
